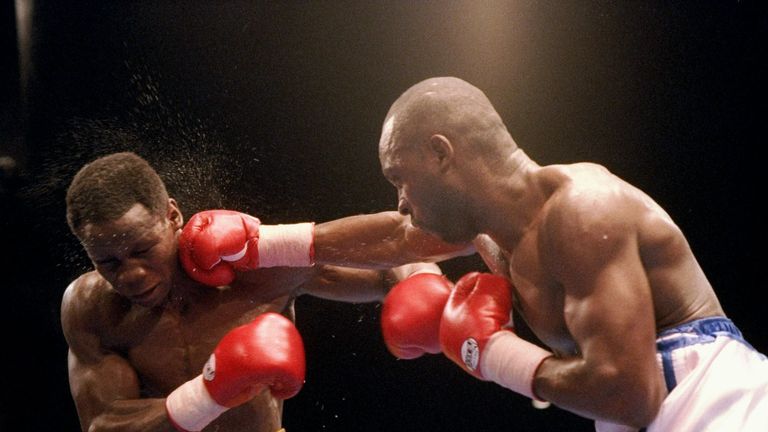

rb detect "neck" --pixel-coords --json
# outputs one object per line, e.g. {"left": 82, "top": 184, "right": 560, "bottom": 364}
{"left": 163, "top": 259, "right": 209, "bottom": 310}
{"left": 472, "top": 149, "right": 546, "bottom": 248}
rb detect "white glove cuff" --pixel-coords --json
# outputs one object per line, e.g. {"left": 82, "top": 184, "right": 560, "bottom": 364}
{"left": 389, "top": 263, "right": 443, "bottom": 281}
{"left": 480, "top": 331, "right": 552, "bottom": 401}
{"left": 257, "top": 222, "right": 315, "bottom": 267}
{"left": 166, "top": 375, "right": 227, "bottom": 432}
{"left": 406, "top": 264, "right": 443, "bottom": 277}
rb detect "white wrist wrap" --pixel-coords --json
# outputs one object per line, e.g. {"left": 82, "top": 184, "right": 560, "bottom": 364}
{"left": 257, "top": 223, "right": 314, "bottom": 267}
{"left": 480, "top": 331, "right": 552, "bottom": 400}
{"left": 407, "top": 265, "right": 442, "bottom": 277}
{"left": 166, "top": 375, "right": 227, "bottom": 432}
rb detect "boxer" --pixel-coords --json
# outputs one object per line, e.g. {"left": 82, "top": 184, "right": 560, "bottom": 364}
{"left": 182, "top": 77, "right": 768, "bottom": 430}
{"left": 62, "top": 152, "right": 441, "bottom": 432}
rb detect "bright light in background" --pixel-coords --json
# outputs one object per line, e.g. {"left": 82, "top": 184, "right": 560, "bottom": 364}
{"left": 15, "top": 0, "right": 33, "bottom": 101}
{"left": 449, "top": 1, "right": 529, "bottom": 84}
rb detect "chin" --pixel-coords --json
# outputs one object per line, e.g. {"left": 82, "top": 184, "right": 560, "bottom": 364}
{"left": 440, "top": 232, "right": 476, "bottom": 245}
{"left": 421, "top": 223, "right": 473, "bottom": 245}
{"left": 135, "top": 284, "right": 170, "bottom": 308}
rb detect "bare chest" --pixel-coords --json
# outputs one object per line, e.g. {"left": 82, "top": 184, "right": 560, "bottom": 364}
{"left": 476, "top": 234, "right": 576, "bottom": 355}
{"left": 105, "top": 291, "right": 292, "bottom": 395}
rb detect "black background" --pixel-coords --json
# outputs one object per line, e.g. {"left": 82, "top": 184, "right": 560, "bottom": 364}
{"left": 1, "top": 1, "right": 766, "bottom": 431}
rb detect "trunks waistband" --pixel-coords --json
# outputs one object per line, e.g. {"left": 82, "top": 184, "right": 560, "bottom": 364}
{"left": 656, "top": 316, "right": 745, "bottom": 352}
{"left": 655, "top": 316, "right": 750, "bottom": 393}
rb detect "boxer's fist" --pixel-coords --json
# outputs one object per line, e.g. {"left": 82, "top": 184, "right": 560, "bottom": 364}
{"left": 166, "top": 313, "right": 306, "bottom": 431}
{"left": 179, "top": 210, "right": 261, "bottom": 286}
{"left": 180, "top": 210, "right": 314, "bottom": 287}
{"left": 439, "top": 273, "right": 552, "bottom": 399}
{"left": 381, "top": 272, "right": 452, "bottom": 359}
{"left": 205, "top": 313, "right": 306, "bottom": 405}
{"left": 439, "top": 272, "right": 513, "bottom": 378}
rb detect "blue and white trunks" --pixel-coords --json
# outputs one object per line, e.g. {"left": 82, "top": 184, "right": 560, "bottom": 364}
{"left": 595, "top": 317, "right": 768, "bottom": 432}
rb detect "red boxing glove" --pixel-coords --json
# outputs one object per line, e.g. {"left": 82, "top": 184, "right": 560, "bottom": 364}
{"left": 180, "top": 210, "right": 314, "bottom": 286}
{"left": 165, "top": 313, "right": 306, "bottom": 431}
{"left": 204, "top": 313, "right": 306, "bottom": 404}
{"left": 439, "top": 272, "right": 513, "bottom": 378}
{"left": 439, "top": 272, "right": 551, "bottom": 400}
{"left": 381, "top": 272, "right": 452, "bottom": 359}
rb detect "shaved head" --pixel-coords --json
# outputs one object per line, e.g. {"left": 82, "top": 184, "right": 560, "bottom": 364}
{"left": 377, "top": 77, "right": 519, "bottom": 243}
{"left": 379, "top": 77, "right": 516, "bottom": 163}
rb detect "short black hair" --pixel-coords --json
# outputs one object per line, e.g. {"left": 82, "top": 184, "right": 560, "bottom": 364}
{"left": 66, "top": 152, "right": 169, "bottom": 234}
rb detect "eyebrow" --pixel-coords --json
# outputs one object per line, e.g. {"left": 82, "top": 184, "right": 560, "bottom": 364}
{"left": 381, "top": 166, "right": 399, "bottom": 181}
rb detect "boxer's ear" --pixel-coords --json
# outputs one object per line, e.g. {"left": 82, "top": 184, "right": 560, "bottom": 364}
{"left": 167, "top": 198, "right": 183, "bottom": 230}
{"left": 428, "top": 134, "right": 454, "bottom": 172}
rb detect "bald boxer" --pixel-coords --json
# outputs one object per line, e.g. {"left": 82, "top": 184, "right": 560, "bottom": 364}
{"left": 325, "top": 77, "right": 768, "bottom": 431}
{"left": 62, "top": 152, "right": 440, "bottom": 432}
{"left": 188, "top": 77, "right": 768, "bottom": 430}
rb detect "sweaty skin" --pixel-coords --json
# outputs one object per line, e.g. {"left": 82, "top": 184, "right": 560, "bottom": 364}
{"left": 310, "top": 77, "right": 725, "bottom": 428}
{"left": 62, "top": 201, "right": 416, "bottom": 432}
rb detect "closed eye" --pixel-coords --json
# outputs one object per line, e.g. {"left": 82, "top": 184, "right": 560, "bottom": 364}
{"left": 382, "top": 167, "right": 399, "bottom": 186}
{"left": 94, "top": 258, "right": 119, "bottom": 270}
{"left": 135, "top": 245, "right": 154, "bottom": 255}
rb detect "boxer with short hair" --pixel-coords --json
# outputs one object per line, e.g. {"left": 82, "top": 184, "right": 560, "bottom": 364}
{"left": 62, "top": 152, "right": 440, "bottom": 432}
{"left": 187, "top": 78, "right": 767, "bottom": 430}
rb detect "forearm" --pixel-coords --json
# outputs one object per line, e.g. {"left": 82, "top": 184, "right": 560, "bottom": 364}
{"left": 533, "top": 355, "right": 663, "bottom": 427}
{"left": 314, "top": 212, "right": 472, "bottom": 268}
{"left": 480, "top": 337, "right": 649, "bottom": 423}
{"left": 67, "top": 350, "right": 172, "bottom": 432}
{"left": 386, "top": 262, "right": 442, "bottom": 282}
{"left": 84, "top": 398, "right": 175, "bottom": 432}
{"left": 313, "top": 212, "right": 417, "bottom": 268}
{"left": 300, "top": 266, "right": 393, "bottom": 303}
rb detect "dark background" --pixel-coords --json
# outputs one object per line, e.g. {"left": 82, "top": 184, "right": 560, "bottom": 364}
{"left": 1, "top": 1, "right": 766, "bottom": 431}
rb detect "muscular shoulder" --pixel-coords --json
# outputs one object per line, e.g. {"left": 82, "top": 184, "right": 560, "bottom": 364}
{"left": 61, "top": 271, "right": 127, "bottom": 354}
{"left": 540, "top": 164, "right": 649, "bottom": 271}
{"left": 546, "top": 163, "right": 680, "bottom": 240}
{"left": 545, "top": 164, "right": 642, "bottom": 236}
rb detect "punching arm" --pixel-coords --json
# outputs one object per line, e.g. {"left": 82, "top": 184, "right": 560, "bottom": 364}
{"left": 313, "top": 211, "right": 474, "bottom": 269}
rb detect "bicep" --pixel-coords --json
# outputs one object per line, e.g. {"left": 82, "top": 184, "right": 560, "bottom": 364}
{"left": 555, "top": 235, "right": 665, "bottom": 424}
{"left": 561, "top": 242, "right": 656, "bottom": 368}
{"left": 536, "top": 191, "right": 667, "bottom": 424}
{"left": 68, "top": 345, "right": 143, "bottom": 430}
{"left": 62, "top": 283, "right": 145, "bottom": 430}
{"left": 547, "top": 191, "right": 657, "bottom": 369}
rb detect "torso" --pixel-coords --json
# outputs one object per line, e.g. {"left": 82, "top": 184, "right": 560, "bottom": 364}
{"left": 73, "top": 266, "right": 315, "bottom": 431}
{"left": 473, "top": 163, "right": 724, "bottom": 357}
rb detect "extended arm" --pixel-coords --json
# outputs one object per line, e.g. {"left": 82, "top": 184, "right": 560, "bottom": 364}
{"left": 297, "top": 261, "right": 443, "bottom": 303}
{"left": 179, "top": 210, "right": 473, "bottom": 287}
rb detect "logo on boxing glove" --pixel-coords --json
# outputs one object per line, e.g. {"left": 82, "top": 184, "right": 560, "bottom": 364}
{"left": 203, "top": 354, "right": 216, "bottom": 381}
{"left": 461, "top": 338, "right": 480, "bottom": 371}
